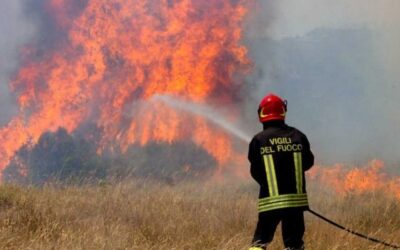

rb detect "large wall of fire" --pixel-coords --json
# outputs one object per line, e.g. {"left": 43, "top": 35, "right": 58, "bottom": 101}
{"left": 0, "top": 0, "right": 252, "bottom": 179}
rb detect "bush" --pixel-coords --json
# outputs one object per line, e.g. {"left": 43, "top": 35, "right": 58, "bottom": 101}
{"left": 3, "top": 128, "right": 106, "bottom": 184}
{"left": 3, "top": 128, "right": 217, "bottom": 185}
{"left": 110, "top": 141, "right": 217, "bottom": 183}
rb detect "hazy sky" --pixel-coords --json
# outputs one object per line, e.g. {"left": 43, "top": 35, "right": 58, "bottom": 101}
{"left": 260, "top": 0, "right": 400, "bottom": 38}
{"left": 246, "top": 1, "right": 400, "bottom": 164}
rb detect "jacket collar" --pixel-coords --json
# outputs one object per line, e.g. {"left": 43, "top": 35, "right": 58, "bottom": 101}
{"left": 263, "top": 120, "right": 286, "bottom": 130}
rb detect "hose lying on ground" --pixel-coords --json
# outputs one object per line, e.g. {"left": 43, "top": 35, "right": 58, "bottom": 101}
{"left": 308, "top": 209, "right": 400, "bottom": 249}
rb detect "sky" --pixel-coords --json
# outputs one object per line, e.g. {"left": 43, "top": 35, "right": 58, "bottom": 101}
{"left": 0, "top": 0, "right": 399, "bottom": 165}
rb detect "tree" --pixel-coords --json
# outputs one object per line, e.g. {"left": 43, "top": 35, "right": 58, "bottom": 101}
{"left": 4, "top": 128, "right": 106, "bottom": 184}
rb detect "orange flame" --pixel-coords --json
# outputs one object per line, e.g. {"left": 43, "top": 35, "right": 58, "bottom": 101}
{"left": 308, "top": 160, "right": 400, "bottom": 200}
{"left": 0, "top": 0, "right": 252, "bottom": 179}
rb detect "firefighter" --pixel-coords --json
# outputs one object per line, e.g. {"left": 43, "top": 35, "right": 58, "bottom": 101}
{"left": 248, "top": 93, "right": 314, "bottom": 250}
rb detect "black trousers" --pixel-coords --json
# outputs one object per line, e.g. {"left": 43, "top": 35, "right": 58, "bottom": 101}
{"left": 252, "top": 208, "right": 305, "bottom": 249}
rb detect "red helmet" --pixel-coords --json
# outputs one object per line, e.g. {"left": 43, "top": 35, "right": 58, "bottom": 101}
{"left": 258, "top": 93, "right": 287, "bottom": 123}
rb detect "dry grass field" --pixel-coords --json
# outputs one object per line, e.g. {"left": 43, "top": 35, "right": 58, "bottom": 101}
{"left": 0, "top": 179, "right": 399, "bottom": 250}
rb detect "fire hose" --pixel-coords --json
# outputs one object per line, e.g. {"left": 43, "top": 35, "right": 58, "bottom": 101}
{"left": 308, "top": 209, "right": 400, "bottom": 249}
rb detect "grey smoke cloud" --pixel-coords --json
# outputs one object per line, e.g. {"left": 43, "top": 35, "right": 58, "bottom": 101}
{"left": 0, "top": 0, "right": 35, "bottom": 125}
{"left": 245, "top": 0, "right": 400, "bottom": 165}
{"left": 261, "top": 0, "right": 400, "bottom": 39}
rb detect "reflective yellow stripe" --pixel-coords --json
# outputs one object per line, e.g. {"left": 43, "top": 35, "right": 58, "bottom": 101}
{"left": 268, "top": 154, "right": 279, "bottom": 196}
{"left": 258, "top": 200, "right": 309, "bottom": 212}
{"left": 263, "top": 155, "right": 274, "bottom": 197}
{"left": 259, "top": 198, "right": 308, "bottom": 208}
{"left": 263, "top": 154, "right": 278, "bottom": 196}
{"left": 259, "top": 199, "right": 308, "bottom": 210}
{"left": 294, "top": 152, "right": 303, "bottom": 194}
{"left": 259, "top": 193, "right": 308, "bottom": 204}
{"left": 258, "top": 193, "right": 309, "bottom": 212}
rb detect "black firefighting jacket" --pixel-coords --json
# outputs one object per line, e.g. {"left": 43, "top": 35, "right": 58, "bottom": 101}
{"left": 248, "top": 121, "right": 314, "bottom": 213}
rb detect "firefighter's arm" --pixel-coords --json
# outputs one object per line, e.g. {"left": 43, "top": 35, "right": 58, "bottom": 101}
{"left": 248, "top": 137, "right": 263, "bottom": 184}
{"left": 302, "top": 135, "right": 314, "bottom": 171}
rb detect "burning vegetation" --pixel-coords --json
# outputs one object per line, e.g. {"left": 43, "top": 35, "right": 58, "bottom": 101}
{"left": 0, "top": 0, "right": 399, "bottom": 206}
{"left": 3, "top": 127, "right": 216, "bottom": 184}
{"left": 0, "top": 0, "right": 251, "bottom": 182}
{"left": 308, "top": 160, "right": 400, "bottom": 200}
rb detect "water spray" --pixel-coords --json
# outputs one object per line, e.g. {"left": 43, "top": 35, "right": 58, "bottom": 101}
{"left": 152, "top": 94, "right": 252, "bottom": 143}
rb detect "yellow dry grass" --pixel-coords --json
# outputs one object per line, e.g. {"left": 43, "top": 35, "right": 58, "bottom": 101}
{"left": 0, "top": 179, "right": 399, "bottom": 250}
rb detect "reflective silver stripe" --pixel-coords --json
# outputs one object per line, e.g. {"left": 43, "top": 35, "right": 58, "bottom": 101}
{"left": 263, "top": 154, "right": 278, "bottom": 197}
{"left": 294, "top": 152, "right": 303, "bottom": 194}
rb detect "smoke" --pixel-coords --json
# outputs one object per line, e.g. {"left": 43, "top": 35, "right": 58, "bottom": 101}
{"left": 244, "top": 0, "right": 400, "bottom": 165}
{"left": 0, "top": 0, "right": 35, "bottom": 125}
{"left": 0, "top": 0, "right": 87, "bottom": 126}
